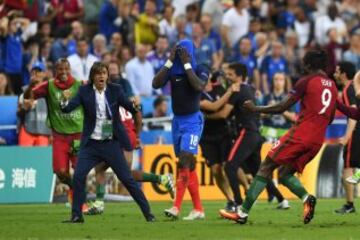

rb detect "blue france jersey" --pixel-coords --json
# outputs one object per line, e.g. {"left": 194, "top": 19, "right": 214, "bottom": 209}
{"left": 168, "top": 67, "right": 208, "bottom": 116}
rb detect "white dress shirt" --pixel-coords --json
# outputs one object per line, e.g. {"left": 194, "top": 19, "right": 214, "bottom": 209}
{"left": 90, "top": 85, "right": 111, "bottom": 140}
{"left": 67, "top": 53, "right": 99, "bottom": 81}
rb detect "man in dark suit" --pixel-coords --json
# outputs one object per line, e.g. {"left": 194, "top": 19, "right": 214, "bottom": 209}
{"left": 61, "top": 62, "right": 154, "bottom": 223}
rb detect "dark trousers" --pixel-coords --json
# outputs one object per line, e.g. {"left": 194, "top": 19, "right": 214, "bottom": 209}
{"left": 72, "top": 139, "right": 151, "bottom": 219}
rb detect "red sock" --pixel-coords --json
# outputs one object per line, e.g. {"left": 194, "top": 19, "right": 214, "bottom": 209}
{"left": 187, "top": 170, "right": 203, "bottom": 211}
{"left": 173, "top": 168, "right": 190, "bottom": 211}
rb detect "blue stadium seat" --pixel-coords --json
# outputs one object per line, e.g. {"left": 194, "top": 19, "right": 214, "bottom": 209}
{"left": 0, "top": 96, "right": 18, "bottom": 145}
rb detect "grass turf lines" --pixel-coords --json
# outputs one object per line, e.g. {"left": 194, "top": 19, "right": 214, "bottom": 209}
{"left": 1, "top": 199, "right": 360, "bottom": 240}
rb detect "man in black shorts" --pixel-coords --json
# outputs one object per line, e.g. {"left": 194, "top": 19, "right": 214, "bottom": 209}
{"left": 200, "top": 71, "right": 238, "bottom": 211}
{"left": 207, "top": 63, "right": 286, "bottom": 211}
{"left": 334, "top": 61, "right": 358, "bottom": 214}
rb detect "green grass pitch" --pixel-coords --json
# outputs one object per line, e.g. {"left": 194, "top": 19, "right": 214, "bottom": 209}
{"left": 1, "top": 199, "right": 360, "bottom": 240}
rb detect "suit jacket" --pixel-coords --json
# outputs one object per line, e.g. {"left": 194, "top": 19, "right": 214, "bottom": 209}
{"left": 62, "top": 82, "right": 136, "bottom": 148}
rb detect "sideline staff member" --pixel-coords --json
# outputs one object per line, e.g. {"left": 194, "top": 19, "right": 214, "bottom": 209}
{"left": 61, "top": 62, "right": 154, "bottom": 223}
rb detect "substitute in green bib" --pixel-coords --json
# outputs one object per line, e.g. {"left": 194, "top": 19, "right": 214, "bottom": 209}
{"left": 32, "top": 58, "right": 87, "bottom": 212}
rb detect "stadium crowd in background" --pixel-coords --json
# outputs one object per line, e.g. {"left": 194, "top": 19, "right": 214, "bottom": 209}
{"left": 0, "top": 0, "right": 359, "bottom": 224}
{"left": 0, "top": 0, "right": 358, "bottom": 125}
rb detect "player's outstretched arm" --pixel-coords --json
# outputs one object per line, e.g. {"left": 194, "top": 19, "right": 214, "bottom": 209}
{"left": 243, "top": 96, "right": 297, "bottom": 114}
{"left": 336, "top": 100, "right": 360, "bottom": 120}
{"left": 152, "top": 47, "right": 176, "bottom": 89}
{"left": 178, "top": 47, "right": 206, "bottom": 91}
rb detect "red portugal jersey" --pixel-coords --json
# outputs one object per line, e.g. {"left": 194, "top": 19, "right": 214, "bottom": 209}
{"left": 119, "top": 107, "right": 137, "bottom": 149}
{"left": 288, "top": 73, "right": 338, "bottom": 144}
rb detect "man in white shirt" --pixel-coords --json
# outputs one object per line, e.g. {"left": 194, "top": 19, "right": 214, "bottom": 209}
{"left": 221, "top": 0, "right": 250, "bottom": 49}
{"left": 314, "top": 4, "right": 347, "bottom": 46}
{"left": 67, "top": 37, "right": 98, "bottom": 81}
{"left": 125, "top": 44, "right": 158, "bottom": 96}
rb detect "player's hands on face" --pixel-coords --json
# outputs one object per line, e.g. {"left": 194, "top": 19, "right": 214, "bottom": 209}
{"left": 243, "top": 100, "right": 257, "bottom": 112}
{"left": 178, "top": 47, "right": 191, "bottom": 64}
{"left": 62, "top": 89, "right": 72, "bottom": 101}
{"left": 169, "top": 46, "right": 177, "bottom": 62}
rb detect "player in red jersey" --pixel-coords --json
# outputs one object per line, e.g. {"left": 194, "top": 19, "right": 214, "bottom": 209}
{"left": 220, "top": 50, "right": 338, "bottom": 225}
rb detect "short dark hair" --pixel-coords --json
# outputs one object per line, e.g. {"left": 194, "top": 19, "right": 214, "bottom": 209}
{"left": 153, "top": 95, "right": 167, "bottom": 108}
{"left": 76, "top": 36, "right": 88, "bottom": 45}
{"left": 89, "top": 62, "right": 109, "bottom": 83}
{"left": 233, "top": 0, "right": 241, "bottom": 7}
{"left": 338, "top": 61, "right": 356, "bottom": 80}
{"left": 55, "top": 58, "right": 70, "bottom": 68}
{"left": 228, "top": 62, "right": 247, "bottom": 79}
{"left": 303, "top": 49, "right": 328, "bottom": 72}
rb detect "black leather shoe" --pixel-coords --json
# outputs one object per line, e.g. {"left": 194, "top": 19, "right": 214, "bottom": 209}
{"left": 146, "top": 213, "right": 156, "bottom": 222}
{"left": 62, "top": 215, "right": 84, "bottom": 223}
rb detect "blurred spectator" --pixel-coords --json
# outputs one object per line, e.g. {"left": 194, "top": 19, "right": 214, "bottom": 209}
{"left": 184, "top": 3, "right": 199, "bottom": 37}
{"left": 67, "top": 37, "right": 98, "bottom": 81}
{"left": 234, "top": 37, "right": 260, "bottom": 89}
{"left": 108, "top": 32, "right": 123, "bottom": 60}
{"left": 91, "top": 33, "right": 107, "bottom": 59}
{"left": 261, "top": 72, "right": 296, "bottom": 143}
{"left": 221, "top": 0, "right": 250, "bottom": 50}
{"left": 201, "top": 14, "right": 224, "bottom": 66}
{"left": 125, "top": 44, "right": 156, "bottom": 96}
{"left": 201, "top": 0, "right": 223, "bottom": 32}
{"left": 284, "top": 30, "right": 301, "bottom": 82}
{"left": 326, "top": 28, "right": 348, "bottom": 77}
{"left": 146, "top": 35, "right": 169, "bottom": 74}
{"left": 159, "top": 4, "right": 176, "bottom": 47}
{"left": 192, "top": 23, "right": 218, "bottom": 69}
{"left": 343, "top": 33, "right": 360, "bottom": 70}
{"left": 117, "top": 0, "right": 136, "bottom": 47}
{"left": 338, "top": 0, "right": 360, "bottom": 30}
{"left": 144, "top": 95, "right": 169, "bottom": 120}
{"left": 315, "top": 3, "right": 347, "bottom": 46}
{"left": 120, "top": 45, "right": 133, "bottom": 68}
{"left": 276, "top": 0, "right": 298, "bottom": 37}
{"left": 99, "top": 0, "right": 121, "bottom": 41}
{"left": 254, "top": 32, "right": 270, "bottom": 67}
{"left": 135, "top": 0, "right": 159, "bottom": 45}
{"left": 36, "top": 22, "right": 53, "bottom": 43}
{"left": 22, "top": 37, "right": 41, "bottom": 86}
{"left": 108, "top": 61, "right": 133, "bottom": 98}
{"left": 17, "top": 63, "right": 50, "bottom": 146}
{"left": 294, "top": 7, "right": 314, "bottom": 48}
{"left": 83, "top": 0, "right": 105, "bottom": 38}
{"left": 0, "top": 72, "right": 13, "bottom": 96}
{"left": 50, "top": 0, "right": 84, "bottom": 27}
{"left": 67, "top": 20, "right": 85, "bottom": 55}
{"left": 172, "top": 0, "right": 198, "bottom": 18}
{"left": 4, "top": 16, "right": 30, "bottom": 94}
{"left": 249, "top": 0, "right": 268, "bottom": 20}
{"left": 260, "top": 41, "right": 289, "bottom": 94}
{"left": 174, "top": 14, "right": 190, "bottom": 43}
{"left": 243, "top": 17, "right": 262, "bottom": 53}
{"left": 49, "top": 25, "right": 72, "bottom": 63}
